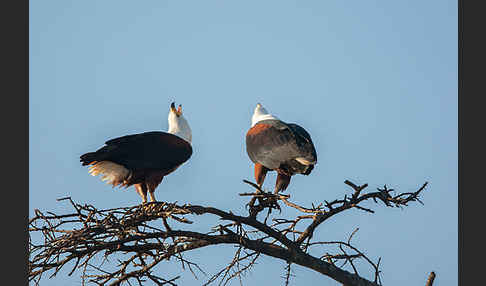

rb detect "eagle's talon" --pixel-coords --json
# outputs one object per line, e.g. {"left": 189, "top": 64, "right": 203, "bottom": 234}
{"left": 140, "top": 202, "right": 154, "bottom": 212}
{"left": 266, "top": 196, "right": 281, "bottom": 212}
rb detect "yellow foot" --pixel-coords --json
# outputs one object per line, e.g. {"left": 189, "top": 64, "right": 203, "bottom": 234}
{"left": 140, "top": 201, "right": 153, "bottom": 212}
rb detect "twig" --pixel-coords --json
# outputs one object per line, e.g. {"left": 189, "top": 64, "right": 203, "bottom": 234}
{"left": 29, "top": 179, "right": 427, "bottom": 286}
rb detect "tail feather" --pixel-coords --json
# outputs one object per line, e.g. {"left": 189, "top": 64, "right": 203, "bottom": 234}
{"left": 87, "top": 161, "right": 131, "bottom": 188}
{"left": 80, "top": 152, "right": 102, "bottom": 166}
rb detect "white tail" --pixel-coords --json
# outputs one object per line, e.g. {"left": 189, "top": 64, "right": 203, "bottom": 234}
{"left": 295, "top": 157, "right": 315, "bottom": 166}
{"left": 88, "top": 161, "right": 130, "bottom": 187}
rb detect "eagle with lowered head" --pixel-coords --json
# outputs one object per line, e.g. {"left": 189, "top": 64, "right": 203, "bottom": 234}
{"left": 80, "top": 102, "right": 192, "bottom": 203}
{"left": 246, "top": 103, "right": 317, "bottom": 193}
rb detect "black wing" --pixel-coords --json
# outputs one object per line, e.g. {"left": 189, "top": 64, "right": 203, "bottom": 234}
{"left": 287, "top": 123, "right": 317, "bottom": 158}
{"left": 246, "top": 120, "right": 316, "bottom": 170}
{"left": 81, "top": 131, "right": 192, "bottom": 170}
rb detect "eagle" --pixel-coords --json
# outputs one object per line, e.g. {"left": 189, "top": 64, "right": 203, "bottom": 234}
{"left": 246, "top": 103, "right": 317, "bottom": 193}
{"left": 80, "top": 102, "right": 193, "bottom": 203}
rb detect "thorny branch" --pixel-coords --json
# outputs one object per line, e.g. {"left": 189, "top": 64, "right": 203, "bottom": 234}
{"left": 29, "top": 180, "right": 430, "bottom": 286}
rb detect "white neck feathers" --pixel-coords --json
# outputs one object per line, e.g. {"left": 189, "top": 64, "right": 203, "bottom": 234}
{"left": 251, "top": 104, "right": 279, "bottom": 127}
{"left": 168, "top": 112, "right": 192, "bottom": 144}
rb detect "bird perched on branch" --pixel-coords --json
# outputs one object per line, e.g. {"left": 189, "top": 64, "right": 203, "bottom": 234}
{"left": 80, "top": 102, "right": 193, "bottom": 203}
{"left": 246, "top": 103, "right": 317, "bottom": 193}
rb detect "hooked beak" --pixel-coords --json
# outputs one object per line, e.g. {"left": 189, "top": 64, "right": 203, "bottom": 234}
{"left": 170, "top": 102, "right": 182, "bottom": 116}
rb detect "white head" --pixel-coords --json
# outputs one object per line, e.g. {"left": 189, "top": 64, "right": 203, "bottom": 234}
{"left": 168, "top": 102, "right": 192, "bottom": 144}
{"left": 251, "top": 103, "right": 279, "bottom": 127}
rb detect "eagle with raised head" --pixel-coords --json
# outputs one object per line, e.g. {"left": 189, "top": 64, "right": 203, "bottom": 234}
{"left": 246, "top": 103, "right": 317, "bottom": 193}
{"left": 80, "top": 102, "right": 193, "bottom": 203}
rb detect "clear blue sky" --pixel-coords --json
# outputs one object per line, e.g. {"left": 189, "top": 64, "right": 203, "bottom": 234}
{"left": 29, "top": 1, "right": 457, "bottom": 285}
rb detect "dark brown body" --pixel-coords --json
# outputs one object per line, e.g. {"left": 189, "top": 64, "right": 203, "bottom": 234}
{"left": 246, "top": 119, "right": 317, "bottom": 193}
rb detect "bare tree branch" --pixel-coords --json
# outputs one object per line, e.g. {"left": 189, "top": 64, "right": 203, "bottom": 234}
{"left": 29, "top": 180, "right": 429, "bottom": 286}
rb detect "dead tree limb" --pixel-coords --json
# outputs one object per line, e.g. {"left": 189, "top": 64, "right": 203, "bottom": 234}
{"left": 29, "top": 180, "right": 430, "bottom": 286}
